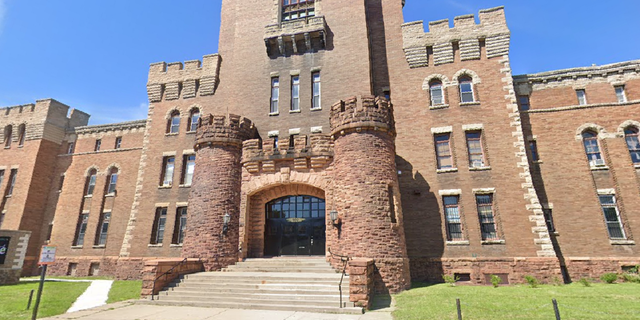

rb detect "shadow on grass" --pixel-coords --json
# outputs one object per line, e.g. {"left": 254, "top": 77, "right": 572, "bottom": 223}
{"left": 410, "top": 281, "right": 439, "bottom": 289}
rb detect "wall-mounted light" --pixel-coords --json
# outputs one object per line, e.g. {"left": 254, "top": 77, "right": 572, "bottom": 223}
{"left": 330, "top": 210, "right": 341, "bottom": 227}
{"left": 222, "top": 213, "right": 230, "bottom": 235}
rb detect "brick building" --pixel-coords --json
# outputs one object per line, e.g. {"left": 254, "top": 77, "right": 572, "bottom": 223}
{"left": 0, "top": 1, "right": 638, "bottom": 293}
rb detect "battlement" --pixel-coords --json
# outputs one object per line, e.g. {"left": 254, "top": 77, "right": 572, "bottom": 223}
{"left": 72, "top": 119, "right": 147, "bottom": 136}
{"left": 194, "top": 114, "right": 257, "bottom": 150}
{"left": 147, "top": 54, "right": 221, "bottom": 102}
{"left": 402, "top": 6, "right": 510, "bottom": 68}
{"left": 241, "top": 134, "right": 333, "bottom": 173}
{"left": 330, "top": 95, "right": 395, "bottom": 138}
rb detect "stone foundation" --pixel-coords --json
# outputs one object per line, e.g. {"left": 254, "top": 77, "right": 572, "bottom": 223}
{"left": 348, "top": 258, "right": 374, "bottom": 309}
{"left": 141, "top": 258, "right": 204, "bottom": 297}
{"left": 565, "top": 257, "right": 640, "bottom": 281}
{"left": 0, "top": 269, "right": 21, "bottom": 285}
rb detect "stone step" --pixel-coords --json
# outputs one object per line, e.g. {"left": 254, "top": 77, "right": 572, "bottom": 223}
{"left": 165, "top": 285, "right": 344, "bottom": 296}
{"left": 170, "top": 281, "right": 348, "bottom": 291}
{"left": 142, "top": 300, "right": 363, "bottom": 315}
{"left": 155, "top": 293, "right": 348, "bottom": 307}
{"left": 159, "top": 290, "right": 349, "bottom": 302}
{"left": 224, "top": 266, "right": 336, "bottom": 273}
{"left": 183, "top": 271, "right": 345, "bottom": 281}
{"left": 176, "top": 277, "right": 343, "bottom": 285}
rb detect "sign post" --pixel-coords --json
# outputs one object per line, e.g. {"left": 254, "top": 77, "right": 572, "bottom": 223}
{"left": 32, "top": 245, "right": 56, "bottom": 320}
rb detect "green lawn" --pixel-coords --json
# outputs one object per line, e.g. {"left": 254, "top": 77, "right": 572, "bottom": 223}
{"left": 107, "top": 280, "right": 142, "bottom": 303}
{"left": 393, "top": 282, "right": 640, "bottom": 320}
{"left": 0, "top": 281, "right": 90, "bottom": 320}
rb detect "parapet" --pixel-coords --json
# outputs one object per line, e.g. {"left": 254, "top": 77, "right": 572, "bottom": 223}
{"left": 194, "top": 114, "right": 257, "bottom": 150}
{"left": 71, "top": 119, "right": 147, "bottom": 136}
{"left": 242, "top": 134, "right": 333, "bottom": 173}
{"left": 147, "top": 54, "right": 221, "bottom": 102}
{"left": 330, "top": 95, "right": 395, "bottom": 138}
{"left": 402, "top": 6, "right": 510, "bottom": 68}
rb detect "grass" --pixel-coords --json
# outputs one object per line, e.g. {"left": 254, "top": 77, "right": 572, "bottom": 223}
{"left": 107, "top": 280, "right": 142, "bottom": 303}
{"left": 393, "top": 282, "right": 640, "bottom": 320}
{"left": 0, "top": 281, "right": 90, "bottom": 320}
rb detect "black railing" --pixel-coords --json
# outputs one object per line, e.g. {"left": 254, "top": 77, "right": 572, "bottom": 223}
{"left": 328, "top": 247, "right": 350, "bottom": 308}
{"left": 151, "top": 258, "right": 200, "bottom": 300}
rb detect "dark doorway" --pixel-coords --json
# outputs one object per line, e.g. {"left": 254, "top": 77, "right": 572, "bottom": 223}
{"left": 265, "top": 195, "right": 326, "bottom": 256}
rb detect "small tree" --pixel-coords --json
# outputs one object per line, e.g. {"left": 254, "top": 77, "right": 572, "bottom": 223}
{"left": 442, "top": 274, "right": 459, "bottom": 287}
{"left": 490, "top": 274, "right": 502, "bottom": 288}
{"left": 524, "top": 275, "right": 539, "bottom": 288}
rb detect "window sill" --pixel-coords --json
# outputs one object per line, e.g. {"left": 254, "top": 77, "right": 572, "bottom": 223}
{"left": 4, "top": 195, "right": 11, "bottom": 199}
{"left": 289, "top": 109, "right": 301, "bottom": 113}
{"left": 148, "top": 244, "right": 163, "bottom": 247}
{"left": 437, "top": 168, "right": 458, "bottom": 174}
{"left": 610, "top": 239, "right": 635, "bottom": 245}
{"left": 446, "top": 240, "right": 470, "bottom": 246}
{"left": 481, "top": 239, "right": 506, "bottom": 245}
{"left": 469, "top": 166, "right": 491, "bottom": 171}
{"left": 4, "top": 146, "right": 10, "bottom": 149}
{"left": 269, "top": 112, "right": 279, "bottom": 116}
{"left": 634, "top": 164, "right": 640, "bottom": 170}
{"left": 186, "top": 131, "right": 196, "bottom": 134}
{"left": 71, "top": 245, "right": 83, "bottom": 249}
{"left": 429, "top": 104, "right": 449, "bottom": 110}
{"left": 178, "top": 184, "right": 191, "bottom": 188}
{"left": 460, "top": 101, "right": 481, "bottom": 107}
{"left": 17, "top": 145, "right": 23, "bottom": 148}
{"left": 104, "top": 193, "right": 116, "bottom": 198}
{"left": 92, "top": 245, "right": 106, "bottom": 249}
{"left": 170, "top": 244, "right": 183, "bottom": 248}
{"left": 158, "top": 185, "right": 172, "bottom": 189}
{"left": 165, "top": 133, "right": 179, "bottom": 137}
{"left": 310, "top": 107, "right": 322, "bottom": 112}
{"left": 84, "top": 195, "right": 93, "bottom": 198}
{"left": 533, "top": 160, "right": 544, "bottom": 165}
{"left": 590, "top": 165, "right": 609, "bottom": 171}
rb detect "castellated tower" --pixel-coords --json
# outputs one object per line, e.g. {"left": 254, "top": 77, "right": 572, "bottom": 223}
{"left": 182, "top": 114, "right": 257, "bottom": 270}
{"left": 330, "top": 95, "right": 410, "bottom": 293}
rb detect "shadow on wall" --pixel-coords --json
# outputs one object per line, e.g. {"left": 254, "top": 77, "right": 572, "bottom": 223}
{"left": 396, "top": 155, "right": 444, "bottom": 283}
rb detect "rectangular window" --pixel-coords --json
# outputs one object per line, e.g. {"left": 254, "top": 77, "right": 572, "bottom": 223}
{"left": 476, "top": 194, "right": 498, "bottom": 240}
{"left": 74, "top": 213, "right": 89, "bottom": 246}
{"left": 615, "top": 86, "right": 627, "bottom": 103}
{"left": 151, "top": 207, "right": 168, "bottom": 244}
{"left": 161, "top": 156, "right": 175, "bottom": 186}
{"left": 465, "top": 131, "right": 485, "bottom": 167}
{"left": 6, "top": 169, "right": 17, "bottom": 196}
{"left": 94, "top": 139, "right": 101, "bottom": 152}
{"left": 107, "top": 172, "right": 118, "bottom": 194}
{"left": 529, "top": 140, "right": 539, "bottom": 162}
{"left": 282, "top": 0, "right": 315, "bottom": 22}
{"left": 0, "top": 212, "right": 5, "bottom": 228}
{"left": 270, "top": 77, "right": 279, "bottom": 114}
{"left": 182, "top": 154, "right": 196, "bottom": 186}
{"left": 576, "top": 89, "right": 587, "bottom": 105}
{"left": 173, "top": 207, "right": 188, "bottom": 244}
{"left": 86, "top": 173, "right": 97, "bottom": 196}
{"left": 67, "top": 142, "right": 75, "bottom": 154}
{"left": 96, "top": 212, "right": 111, "bottom": 246}
{"left": 114, "top": 137, "right": 122, "bottom": 149}
{"left": 518, "top": 96, "right": 530, "bottom": 111}
{"left": 0, "top": 170, "right": 5, "bottom": 189}
{"left": 543, "top": 208, "right": 555, "bottom": 233}
{"left": 443, "top": 196, "right": 463, "bottom": 241}
{"left": 435, "top": 133, "right": 453, "bottom": 169}
{"left": 291, "top": 75, "right": 300, "bottom": 111}
{"left": 58, "top": 175, "right": 65, "bottom": 191}
{"left": 312, "top": 72, "right": 321, "bottom": 109}
{"left": 598, "top": 195, "right": 625, "bottom": 239}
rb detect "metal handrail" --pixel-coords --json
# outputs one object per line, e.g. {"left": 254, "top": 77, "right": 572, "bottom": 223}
{"left": 328, "top": 247, "right": 350, "bottom": 308}
{"left": 151, "top": 258, "right": 189, "bottom": 301}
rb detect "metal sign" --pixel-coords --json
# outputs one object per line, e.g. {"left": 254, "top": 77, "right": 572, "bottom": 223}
{"left": 0, "top": 236, "right": 9, "bottom": 265}
{"left": 38, "top": 246, "right": 56, "bottom": 265}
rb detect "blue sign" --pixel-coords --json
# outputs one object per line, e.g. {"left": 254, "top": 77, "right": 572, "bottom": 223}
{"left": 0, "top": 236, "right": 9, "bottom": 265}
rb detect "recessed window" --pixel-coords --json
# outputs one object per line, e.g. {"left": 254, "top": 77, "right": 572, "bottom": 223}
{"left": 576, "top": 89, "right": 587, "bottom": 105}
{"left": 582, "top": 131, "right": 604, "bottom": 167}
{"left": 161, "top": 157, "right": 175, "bottom": 186}
{"left": 17, "top": 124, "right": 25, "bottom": 147}
{"left": 291, "top": 75, "right": 300, "bottom": 112}
{"left": 4, "top": 125, "right": 12, "bottom": 148}
{"left": 173, "top": 207, "right": 188, "bottom": 245}
{"left": 312, "top": 72, "right": 321, "bottom": 109}
{"left": 0, "top": 212, "right": 4, "bottom": 228}
{"left": 429, "top": 80, "right": 444, "bottom": 106}
{"left": 543, "top": 208, "right": 555, "bottom": 233}
{"left": 443, "top": 195, "right": 463, "bottom": 241}
{"left": 151, "top": 207, "right": 168, "bottom": 245}
{"left": 106, "top": 168, "right": 118, "bottom": 194}
{"left": 6, "top": 169, "right": 17, "bottom": 197}
{"left": 94, "top": 139, "right": 101, "bottom": 152}
{"left": 624, "top": 127, "right": 640, "bottom": 164}
{"left": 598, "top": 194, "right": 625, "bottom": 239}
{"left": 188, "top": 109, "right": 200, "bottom": 132}
{"left": 518, "top": 96, "right": 530, "bottom": 111}
{"left": 465, "top": 131, "right": 485, "bottom": 168}
{"left": 476, "top": 194, "right": 498, "bottom": 240}
{"left": 95, "top": 212, "right": 111, "bottom": 246}
{"left": 282, "top": 0, "right": 315, "bottom": 22}
{"left": 85, "top": 169, "right": 97, "bottom": 196}
{"left": 271, "top": 77, "right": 279, "bottom": 114}
{"left": 615, "top": 86, "right": 627, "bottom": 103}
{"left": 168, "top": 111, "right": 180, "bottom": 133}
{"left": 529, "top": 140, "right": 539, "bottom": 162}
{"left": 435, "top": 133, "right": 453, "bottom": 169}
{"left": 67, "top": 142, "right": 75, "bottom": 154}
{"left": 181, "top": 154, "right": 196, "bottom": 186}
{"left": 74, "top": 213, "right": 89, "bottom": 246}
{"left": 114, "top": 137, "right": 122, "bottom": 149}
{"left": 58, "top": 174, "right": 65, "bottom": 192}
{"left": 459, "top": 76, "right": 474, "bottom": 103}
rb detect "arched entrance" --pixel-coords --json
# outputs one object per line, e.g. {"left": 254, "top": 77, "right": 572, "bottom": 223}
{"left": 264, "top": 195, "right": 326, "bottom": 256}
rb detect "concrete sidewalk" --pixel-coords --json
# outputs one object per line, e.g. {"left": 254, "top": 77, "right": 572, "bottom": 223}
{"left": 41, "top": 301, "right": 394, "bottom": 320}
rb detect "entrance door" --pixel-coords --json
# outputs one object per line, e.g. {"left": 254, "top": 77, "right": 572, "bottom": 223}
{"left": 265, "top": 195, "right": 326, "bottom": 256}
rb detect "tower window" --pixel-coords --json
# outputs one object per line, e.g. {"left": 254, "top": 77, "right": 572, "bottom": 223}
{"left": 312, "top": 72, "right": 321, "bottom": 110}
{"left": 282, "top": 0, "right": 315, "bottom": 22}
{"left": 576, "top": 89, "right": 587, "bottom": 105}
{"left": 270, "top": 77, "right": 279, "bottom": 114}
{"left": 291, "top": 75, "right": 300, "bottom": 112}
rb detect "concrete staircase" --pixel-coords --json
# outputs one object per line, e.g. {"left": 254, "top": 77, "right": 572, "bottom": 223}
{"left": 146, "top": 257, "right": 362, "bottom": 314}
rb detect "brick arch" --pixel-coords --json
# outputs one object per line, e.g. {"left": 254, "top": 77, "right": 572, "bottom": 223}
{"left": 421, "top": 74, "right": 451, "bottom": 90}
{"left": 451, "top": 68, "right": 482, "bottom": 85}
{"left": 575, "top": 123, "right": 607, "bottom": 141}
{"left": 84, "top": 165, "right": 100, "bottom": 177}
{"left": 104, "top": 163, "right": 122, "bottom": 174}
{"left": 164, "top": 106, "right": 182, "bottom": 119}
{"left": 243, "top": 171, "right": 330, "bottom": 197}
{"left": 617, "top": 120, "right": 640, "bottom": 135}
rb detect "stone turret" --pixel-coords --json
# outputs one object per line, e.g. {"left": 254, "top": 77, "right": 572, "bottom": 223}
{"left": 329, "top": 95, "right": 410, "bottom": 293}
{"left": 182, "top": 114, "right": 256, "bottom": 270}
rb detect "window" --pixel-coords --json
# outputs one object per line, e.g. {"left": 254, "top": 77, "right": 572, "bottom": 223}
{"left": 288, "top": 135, "right": 297, "bottom": 149}
{"left": 529, "top": 140, "right": 539, "bottom": 162}
{"left": 0, "top": 212, "right": 5, "bottom": 228}
{"left": 94, "top": 139, "right": 101, "bottom": 152}
{"left": 429, "top": 80, "right": 444, "bottom": 106}
{"left": 0, "top": 170, "right": 5, "bottom": 189}
{"left": 624, "top": 127, "right": 640, "bottom": 164}
{"left": 168, "top": 111, "right": 180, "bottom": 133}
{"left": 6, "top": 169, "right": 17, "bottom": 196}
{"left": 576, "top": 89, "right": 587, "bottom": 105}
{"left": 67, "top": 142, "right": 75, "bottom": 154}
{"left": 615, "top": 86, "right": 627, "bottom": 103}
{"left": 106, "top": 168, "right": 118, "bottom": 194}
{"left": 114, "top": 137, "right": 122, "bottom": 149}
{"left": 582, "top": 131, "right": 604, "bottom": 166}
{"left": 443, "top": 196, "right": 463, "bottom": 241}
{"left": 312, "top": 72, "right": 321, "bottom": 109}
{"left": 151, "top": 207, "right": 168, "bottom": 244}
{"left": 188, "top": 109, "right": 200, "bottom": 132}
{"left": 476, "top": 194, "right": 498, "bottom": 240}
{"left": 161, "top": 157, "right": 175, "bottom": 186}
{"left": 282, "top": 0, "right": 315, "bottom": 22}
{"left": 95, "top": 212, "right": 111, "bottom": 246}
{"left": 465, "top": 131, "right": 485, "bottom": 167}
{"left": 270, "top": 77, "right": 279, "bottom": 114}
{"left": 543, "top": 208, "right": 555, "bottom": 233}
{"left": 518, "top": 96, "right": 530, "bottom": 111}
{"left": 598, "top": 194, "right": 625, "bottom": 239}
{"left": 181, "top": 154, "right": 196, "bottom": 186}
{"left": 17, "top": 124, "right": 25, "bottom": 147}
{"left": 172, "top": 207, "right": 188, "bottom": 244}
{"left": 58, "top": 174, "right": 65, "bottom": 192}
{"left": 74, "top": 213, "right": 89, "bottom": 246}
{"left": 85, "top": 169, "right": 97, "bottom": 196}
{"left": 291, "top": 75, "right": 300, "bottom": 111}
{"left": 459, "top": 76, "right": 474, "bottom": 103}
{"left": 435, "top": 133, "right": 453, "bottom": 169}
{"left": 4, "top": 125, "right": 11, "bottom": 148}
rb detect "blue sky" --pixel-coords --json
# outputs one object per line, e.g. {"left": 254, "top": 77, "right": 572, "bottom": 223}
{"left": 0, "top": 1, "right": 638, "bottom": 125}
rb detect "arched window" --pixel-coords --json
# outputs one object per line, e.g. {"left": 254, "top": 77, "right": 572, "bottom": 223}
{"left": 106, "top": 167, "right": 118, "bottom": 194}
{"left": 167, "top": 111, "right": 180, "bottom": 134}
{"left": 4, "top": 125, "right": 12, "bottom": 148}
{"left": 624, "top": 127, "right": 640, "bottom": 164}
{"left": 188, "top": 109, "right": 200, "bottom": 132}
{"left": 582, "top": 131, "right": 604, "bottom": 166}
{"left": 85, "top": 169, "right": 97, "bottom": 196}
{"left": 459, "top": 76, "right": 474, "bottom": 103}
{"left": 429, "top": 80, "right": 444, "bottom": 106}
{"left": 17, "top": 124, "right": 25, "bottom": 147}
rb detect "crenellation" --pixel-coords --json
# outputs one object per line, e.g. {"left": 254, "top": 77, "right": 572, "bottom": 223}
{"left": 147, "top": 54, "right": 221, "bottom": 102}
{"left": 330, "top": 95, "right": 395, "bottom": 137}
{"left": 241, "top": 134, "right": 333, "bottom": 166}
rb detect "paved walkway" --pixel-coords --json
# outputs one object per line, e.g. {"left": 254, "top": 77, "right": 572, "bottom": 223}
{"left": 67, "top": 280, "right": 114, "bottom": 313}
